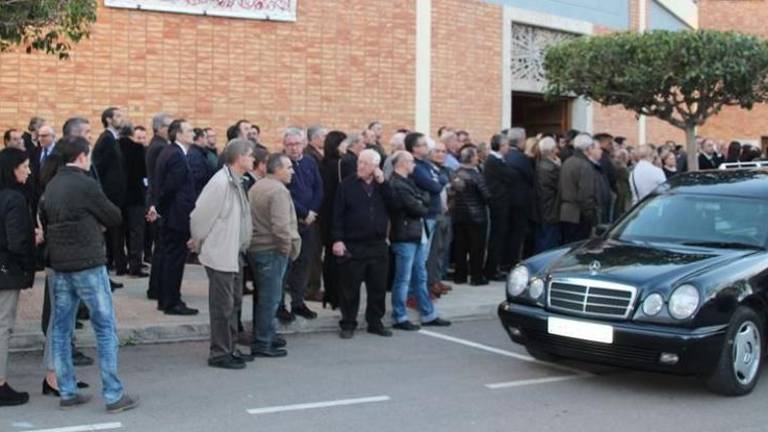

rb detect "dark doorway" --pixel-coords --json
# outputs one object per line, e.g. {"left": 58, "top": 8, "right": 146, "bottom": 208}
{"left": 511, "top": 92, "right": 571, "bottom": 136}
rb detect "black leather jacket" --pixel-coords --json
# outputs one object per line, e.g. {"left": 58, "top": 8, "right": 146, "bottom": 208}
{"left": 0, "top": 187, "right": 35, "bottom": 290}
{"left": 388, "top": 173, "right": 430, "bottom": 243}
{"left": 451, "top": 166, "right": 490, "bottom": 225}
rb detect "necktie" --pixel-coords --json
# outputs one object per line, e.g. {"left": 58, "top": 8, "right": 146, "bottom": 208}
{"left": 41, "top": 147, "right": 49, "bottom": 165}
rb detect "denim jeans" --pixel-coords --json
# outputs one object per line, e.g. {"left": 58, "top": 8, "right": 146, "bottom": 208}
{"left": 51, "top": 266, "right": 124, "bottom": 405}
{"left": 391, "top": 242, "right": 437, "bottom": 324}
{"left": 247, "top": 250, "right": 289, "bottom": 351}
{"left": 535, "top": 223, "right": 562, "bottom": 254}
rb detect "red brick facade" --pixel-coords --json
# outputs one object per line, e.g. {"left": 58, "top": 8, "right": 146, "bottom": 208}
{"left": 0, "top": 0, "right": 417, "bottom": 149}
{"left": 698, "top": 0, "right": 768, "bottom": 143}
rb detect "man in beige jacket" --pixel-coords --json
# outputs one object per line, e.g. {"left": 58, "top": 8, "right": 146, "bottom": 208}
{"left": 190, "top": 139, "right": 254, "bottom": 370}
{"left": 247, "top": 153, "right": 300, "bottom": 358}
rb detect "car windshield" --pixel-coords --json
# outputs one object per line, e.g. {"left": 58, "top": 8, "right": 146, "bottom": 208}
{"left": 610, "top": 193, "right": 768, "bottom": 249}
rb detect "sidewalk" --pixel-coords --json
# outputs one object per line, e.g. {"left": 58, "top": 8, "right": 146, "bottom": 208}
{"left": 10, "top": 264, "right": 505, "bottom": 351}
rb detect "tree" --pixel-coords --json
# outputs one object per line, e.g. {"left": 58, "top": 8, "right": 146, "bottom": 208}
{"left": 0, "top": 0, "right": 97, "bottom": 59}
{"left": 543, "top": 30, "right": 768, "bottom": 171}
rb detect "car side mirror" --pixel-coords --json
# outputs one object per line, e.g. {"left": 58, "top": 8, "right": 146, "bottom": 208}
{"left": 593, "top": 224, "right": 610, "bottom": 237}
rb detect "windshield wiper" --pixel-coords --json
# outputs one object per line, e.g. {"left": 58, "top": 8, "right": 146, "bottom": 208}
{"left": 681, "top": 241, "right": 764, "bottom": 250}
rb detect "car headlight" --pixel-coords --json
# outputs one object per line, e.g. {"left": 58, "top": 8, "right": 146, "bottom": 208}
{"left": 668, "top": 284, "right": 700, "bottom": 320}
{"left": 529, "top": 278, "right": 545, "bottom": 300}
{"left": 507, "top": 265, "right": 529, "bottom": 297}
{"left": 642, "top": 293, "right": 664, "bottom": 316}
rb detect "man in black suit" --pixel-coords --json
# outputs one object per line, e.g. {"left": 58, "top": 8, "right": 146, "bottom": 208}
{"left": 93, "top": 107, "right": 128, "bottom": 275}
{"left": 698, "top": 138, "right": 722, "bottom": 170}
{"left": 483, "top": 133, "right": 515, "bottom": 281}
{"left": 152, "top": 119, "right": 198, "bottom": 316}
{"left": 29, "top": 124, "right": 57, "bottom": 217}
{"left": 22, "top": 116, "right": 45, "bottom": 158}
{"left": 120, "top": 125, "right": 150, "bottom": 277}
{"left": 503, "top": 128, "right": 535, "bottom": 272}
{"left": 145, "top": 113, "right": 173, "bottom": 299}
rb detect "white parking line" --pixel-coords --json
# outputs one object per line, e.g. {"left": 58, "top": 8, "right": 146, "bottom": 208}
{"left": 25, "top": 422, "right": 123, "bottom": 432}
{"left": 246, "top": 396, "right": 391, "bottom": 415}
{"left": 485, "top": 375, "right": 589, "bottom": 389}
{"left": 418, "top": 329, "right": 591, "bottom": 376}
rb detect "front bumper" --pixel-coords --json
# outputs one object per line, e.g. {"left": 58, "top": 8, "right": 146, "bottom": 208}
{"left": 498, "top": 301, "right": 727, "bottom": 375}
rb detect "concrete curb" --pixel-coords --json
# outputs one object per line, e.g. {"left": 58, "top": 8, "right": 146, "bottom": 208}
{"left": 10, "top": 301, "right": 500, "bottom": 352}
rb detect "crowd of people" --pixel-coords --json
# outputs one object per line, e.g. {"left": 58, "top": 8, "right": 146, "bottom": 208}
{"left": 0, "top": 109, "right": 763, "bottom": 412}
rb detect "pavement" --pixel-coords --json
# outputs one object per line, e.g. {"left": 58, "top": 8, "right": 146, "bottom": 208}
{"left": 5, "top": 320, "right": 768, "bottom": 432}
{"left": 11, "top": 264, "right": 502, "bottom": 351}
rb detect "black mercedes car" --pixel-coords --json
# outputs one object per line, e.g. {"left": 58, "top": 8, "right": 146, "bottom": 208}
{"left": 498, "top": 169, "right": 768, "bottom": 395}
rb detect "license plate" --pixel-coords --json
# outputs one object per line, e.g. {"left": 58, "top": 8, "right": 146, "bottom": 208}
{"left": 547, "top": 317, "right": 614, "bottom": 344}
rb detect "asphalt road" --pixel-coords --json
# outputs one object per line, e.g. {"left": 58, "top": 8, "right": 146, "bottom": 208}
{"left": 4, "top": 319, "right": 768, "bottom": 432}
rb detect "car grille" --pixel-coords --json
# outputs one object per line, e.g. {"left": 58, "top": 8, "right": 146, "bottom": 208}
{"left": 547, "top": 278, "right": 637, "bottom": 319}
{"left": 525, "top": 328, "right": 659, "bottom": 366}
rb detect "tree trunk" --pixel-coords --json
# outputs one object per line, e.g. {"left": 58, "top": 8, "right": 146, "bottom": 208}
{"left": 685, "top": 126, "right": 698, "bottom": 172}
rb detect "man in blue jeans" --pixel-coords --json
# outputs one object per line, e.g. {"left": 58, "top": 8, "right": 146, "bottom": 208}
{"left": 39, "top": 136, "right": 138, "bottom": 413}
{"left": 247, "top": 154, "right": 300, "bottom": 357}
{"left": 387, "top": 150, "right": 451, "bottom": 331}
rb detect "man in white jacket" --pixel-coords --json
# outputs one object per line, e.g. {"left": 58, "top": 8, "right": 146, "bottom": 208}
{"left": 190, "top": 139, "right": 254, "bottom": 370}
{"left": 630, "top": 144, "right": 667, "bottom": 204}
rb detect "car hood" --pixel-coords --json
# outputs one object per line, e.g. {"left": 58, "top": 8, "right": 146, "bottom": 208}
{"left": 543, "top": 238, "right": 757, "bottom": 293}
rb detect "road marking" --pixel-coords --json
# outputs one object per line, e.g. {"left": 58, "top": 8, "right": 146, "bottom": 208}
{"left": 25, "top": 422, "right": 123, "bottom": 432}
{"left": 485, "top": 375, "right": 589, "bottom": 389}
{"left": 247, "top": 396, "right": 391, "bottom": 415}
{"left": 417, "top": 329, "right": 591, "bottom": 376}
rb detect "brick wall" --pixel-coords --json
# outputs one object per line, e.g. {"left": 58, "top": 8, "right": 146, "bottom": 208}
{"left": 698, "top": 0, "right": 768, "bottom": 142}
{"left": 430, "top": 0, "right": 502, "bottom": 143}
{"left": 0, "top": 0, "right": 417, "bottom": 149}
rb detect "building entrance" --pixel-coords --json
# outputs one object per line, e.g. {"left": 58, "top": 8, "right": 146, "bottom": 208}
{"left": 511, "top": 92, "right": 571, "bottom": 136}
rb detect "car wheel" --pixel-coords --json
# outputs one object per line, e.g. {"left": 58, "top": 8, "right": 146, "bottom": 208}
{"left": 707, "top": 306, "right": 764, "bottom": 396}
{"left": 525, "top": 346, "right": 560, "bottom": 363}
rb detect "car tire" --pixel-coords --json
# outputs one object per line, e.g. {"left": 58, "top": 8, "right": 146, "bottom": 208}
{"left": 707, "top": 306, "right": 764, "bottom": 396}
{"left": 526, "top": 345, "right": 560, "bottom": 363}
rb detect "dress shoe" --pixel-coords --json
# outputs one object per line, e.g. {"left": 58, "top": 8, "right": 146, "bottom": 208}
{"left": 438, "top": 282, "right": 453, "bottom": 292}
{"left": 43, "top": 379, "right": 89, "bottom": 397}
{"left": 110, "top": 279, "right": 124, "bottom": 289}
{"left": 59, "top": 393, "right": 92, "bottom": 410}
{"left": 163, "top": 304, "right": 199, "bottom": 316}
{"left": 471, "top": 277, "right": 489, "bottom": 286}
{"left": 392, "top": 321, "right": 421, "bottom": 331}
{"left": 272, "top": 336, "right": 287, "bottom": 348}
{"left": 208, "top": 355, "right": 246, "bottom": 370}
{"left": 234, "top": 349, "right": 255, "bottom": 362}
{"left": 251, "top": 348, "right": 287, "bottom": 358}
{"left": 73, "top": 351, "right": 94, "bottom": 367}
{"left": 429, "top": 284, "right": 443, "bottom": 299}
{"left": 106, "top": 394, "right": 140, "bottom": 414}
{"left": 292, "top": 303, "right": 318, "bottom": 320}
{"left": 339, "top": 329, "right": 355, "bottom": 339}
{"left": 276, "top": 305, "right": 295, "bottom": 323}
{"left": 367, "top": 327, "right": 393, "bottom": 337}
{"left": 453, "top": 277, "right": 468, "bottom": 285}
{"left": 0, "top": 383, "right": 29, "bottom": 406}
{"left": 422, "top": 317, "right": 452, "bottom": 327}
{"left": 129, "top": 270, "right": 149, "bottom": 278}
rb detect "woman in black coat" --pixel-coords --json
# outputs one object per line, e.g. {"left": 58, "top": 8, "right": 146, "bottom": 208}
{"left": 0, "top": 148, "right": 38, "bottom": 406}
{"left": 320, "top": 131, "right": 347, "bottom": 309}
{"left": 450, "top": 147, "right": 491, "bottom": 286}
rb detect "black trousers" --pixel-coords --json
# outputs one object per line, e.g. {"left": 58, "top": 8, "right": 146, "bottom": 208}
{"left": 284, "top": 226, "right": 317, "bottom": 308}
{"left": 484, "top": 203, "right": 510, "bottom": 278}
{"left": 338, "top": 241, "right": 388, "bottom": 331}
{"left": 322, "top": 241, "right": 340, "bottom": 309}
{"left": 106, "top": 225, "right": 127, "bottom": 273}
{"left": 505, "top": 207, "right": 529, "bottom": 270}
{"left": 453, "top": 222, "right": 487, "bottom": 282}
{"left": 145, "top": 221, "right": 157, "bottom": 261}
{"left": 124, "top": 205, "right": 146, "bottom": 273}
{"left": 157, "top": 227, "right": 189, "bottom": 310}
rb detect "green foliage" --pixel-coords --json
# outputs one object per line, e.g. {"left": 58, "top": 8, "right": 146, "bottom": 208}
{"left": 0, "top": 0, "right": 97, "bottom": 59}
{"left": 544, "top": 30, "right": 768, "bottom": 129}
